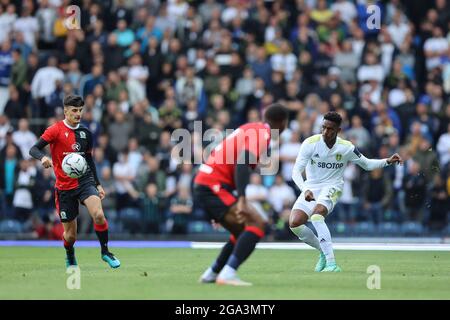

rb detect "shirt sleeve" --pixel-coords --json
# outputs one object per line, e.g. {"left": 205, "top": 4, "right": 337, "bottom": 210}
{"left": 292, "top": 142, "right": 312, "bottom": 191}
{"left": 40, "top": 124, "right": 58, "bottom": 143}
{"left": 348, "top": 145, "right": 389, "bottom": 170}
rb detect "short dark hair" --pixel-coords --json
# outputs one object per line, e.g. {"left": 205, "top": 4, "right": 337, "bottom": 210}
{"left": 324, "top": 111, "right": 342, "bottom": 126}
{"left": 63, "top": 94, "right": 84, "bottom": 108}
{"left": 264, "top": 103, "right": 288, "bottom": 123}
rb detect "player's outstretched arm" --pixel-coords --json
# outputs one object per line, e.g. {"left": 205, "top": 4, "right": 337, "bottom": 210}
{"left": 350, "top": 147, "right": 403, "bottom": 171}
{"left": 29, "top": 138, "right": 52, "bottom": 168}
{"left": 235, "top": 150, "right": 257, "bottom": 216}
{"left": 386, "top": 153, "right": 403, "bottom": 165}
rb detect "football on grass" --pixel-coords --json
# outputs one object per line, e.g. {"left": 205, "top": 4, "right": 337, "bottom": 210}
{"left": 62, "top": 153, "right": 87, "bottom": 178}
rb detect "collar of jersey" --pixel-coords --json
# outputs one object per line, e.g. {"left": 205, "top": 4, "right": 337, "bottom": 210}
{"left": 63, "top": 119, "right": 80, "bottom": 130}
{"left": 320, "top": 134, "right": 338, "bottom": 150}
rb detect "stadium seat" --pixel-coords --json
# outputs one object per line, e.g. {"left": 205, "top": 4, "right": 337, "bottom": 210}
{"left": 119, "top": 208, "right": 143, "bottom": 233}
{"left": 377, "top": 222, "right": 401, "bottom": 236}
{"left": 107, "top": 221, "right": 123, "bottom": 234}
{"left": 400, "top": 222, "right": 425, "bottom": 236}
{"left": 187, "top": 221, "right": 214, "bottom": 234}
{"left": 445, "top": 223, "right": 450, "bottom": 236}
{"left": 0, "top": 219, "right": 23, "bottom": 233}
{"left": 352, "top": 222, "right": 376, "bottom": 236}
{"left": 328, "top": 222, "right": 352, "bottom": 236}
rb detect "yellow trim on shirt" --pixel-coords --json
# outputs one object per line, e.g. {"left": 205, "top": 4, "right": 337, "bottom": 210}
{"left": 305, "top": 134, "right": 321, "bottom": 144}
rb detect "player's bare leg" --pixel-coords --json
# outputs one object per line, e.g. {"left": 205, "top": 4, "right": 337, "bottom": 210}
{"left": 84, "top": 195, "right": 120, "bottom": 268}
{"left": 62, "top": 220, "right": 78, "bottom": 267}
{"left": 310, "top": 204, "right": 341, "bottom": 272}
{"left": 289, "top": 209, "right": 326, "bottom": 271}
{"left": 199, "top": 205, "right": 245, "bottom": 283}
{"left": 216, "top": 203, "right": 266, "bottom": 286}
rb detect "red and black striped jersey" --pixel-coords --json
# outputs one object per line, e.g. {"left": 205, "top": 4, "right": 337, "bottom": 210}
{"left": 41, "top": 120, "right": 96, "bottom": 190}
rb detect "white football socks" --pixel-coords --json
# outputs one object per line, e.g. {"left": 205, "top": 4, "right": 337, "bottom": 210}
{"left": 290, "top": 224, "right": 322, "bottom": 251}
{"left": 311, "top": 214, "right": 335, "bottom": 264}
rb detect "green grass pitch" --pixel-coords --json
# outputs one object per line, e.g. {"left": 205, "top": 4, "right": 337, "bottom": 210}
{"left": 0, "top": 247, "right": 449, "bottom": 299}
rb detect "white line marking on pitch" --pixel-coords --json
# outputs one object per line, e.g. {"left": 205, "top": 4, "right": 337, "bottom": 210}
{"left": 191, "top": 242, "right": 450, "bottom": 251}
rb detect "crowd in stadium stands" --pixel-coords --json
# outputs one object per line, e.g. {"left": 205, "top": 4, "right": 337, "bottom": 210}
{"left": 0, "top": 0, "right": 449, "bottom": 238}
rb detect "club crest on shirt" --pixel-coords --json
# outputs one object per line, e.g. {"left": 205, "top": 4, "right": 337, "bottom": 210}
{"left": 336, "top": 154, "right": 342, "bottom": 161}
{"left": 72, "top": 143, "right": 81, "bottom": 151}
{"left": 79, "top": 131, "right": 86, "bottom": 139}
{"left": 65, "top": 132, "right": 69, "bottom": 138}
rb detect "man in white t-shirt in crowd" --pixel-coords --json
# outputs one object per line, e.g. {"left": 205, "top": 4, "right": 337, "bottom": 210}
{"left": 30, "top": 55, "right": 64, "bottom": 118}
{"left": 424, "top": 26, "right": 449, "bottom": 71}
{"left": 387, "top": 9, "right": 411, "bottom": 49}
{"left": 269, "top": 175, "right": 296, "bottom": 215}
{"left": 13, "top": 6, "right": 38, "bottom": 48}
{"left": 245, "top": 173, "right": 270, "bottom": 222}
{"left": 436, "top": 123, "right": 450, "bottom": 168}
{"left": 12, "top": 118, "right": 37, "bottom": 160}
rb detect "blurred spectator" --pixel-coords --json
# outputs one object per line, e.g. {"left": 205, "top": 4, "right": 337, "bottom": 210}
{"left": 334, "top": 162, "right": 359, "bottom": 224}
{"left": 12, "top": 159, "right": 36, "bottom": 222}
{"left": 12, "top": 118, "right": 36, "bottom": 160}
{"left": 98, "top": 166, "right": 117, "bottom": 223}
{"left": 346, "top": 115, "right": 371, "bottom": 154}
{"left": 402, "top": 161, "right": 428, "bottom": 222}
{"left": 0, "top": 144, "right": 20, "bottom": 217}
{"left": 141, "top": 183, "right": 162, "bottom": 233}
{"left": 246, "top": 173, "right": 270, "bottom": 221}
{"left": 361, "top": 168, "right": 393, "bottom": 224}
{"left": 428, "top": 174, "right": 449, "bottom": 232}
{"left": 166, "top": 186, "right": 193, "bottom": 234}
{"left": 33, "top": 166, "right": 55, "bottom": 220}
{"left": 108, "top": 111, "right": 133, "bottom": 154}
{"left": 175, "top": 66, "right": 203, "bottom": 107}
{"left": 436, "top": 123, "right": 450, "bottom": 167}
{"left": 423, "top": 26, "right": 448, "bottom": 71}
{"left": 268, "top": 175, "right": 296, "bottom": 215}
{"left": 413, "top": 138, "right": 440, "bottom": 183}
{"left": 4, "top": 85, "right": 26, "bottom": 120}
{"left": 30, "top": 56, "right": 64, "bottom": 118}
{"left": 113, "top": 149, "right": 138, "bottom": 212}
{"left": 13, "top": 6, "right": 38, "bottom": 49}
{"left": 270, "top": 40, "right": 297, "bottom": 81}
{"left": 0, "top": 4, "right": 17, "bottom": 45}
{"left": 10, "top": 48, "right": 27, "bottom": 95}
{"left": 36, "top": 0, "right": 57, "bottom": 50}
{"left": 127, "top": 137, "right": 143, "bottom": 173}
{"left": 0, "top": 40, "right": 13, "bottom": 114}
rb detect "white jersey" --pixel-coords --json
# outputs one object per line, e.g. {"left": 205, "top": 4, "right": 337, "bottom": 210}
{"left": 292, "top": 134, "right": 389, "bottom": 191}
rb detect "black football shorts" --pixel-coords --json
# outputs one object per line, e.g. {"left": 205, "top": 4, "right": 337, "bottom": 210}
{"left": 55, "top": 184, "right": 99, "bottom": 222}
{"left": 193, "top": 183, "right": 237, "bottom": 222}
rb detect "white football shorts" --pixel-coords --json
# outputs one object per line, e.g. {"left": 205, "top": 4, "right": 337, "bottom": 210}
{"left": 292, "top": 185, "right": 343, "bottom": 217}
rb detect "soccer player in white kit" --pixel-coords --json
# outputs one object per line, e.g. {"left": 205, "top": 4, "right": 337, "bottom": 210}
{"left": 290, "top": 112, "right": 403, "bottom": 272}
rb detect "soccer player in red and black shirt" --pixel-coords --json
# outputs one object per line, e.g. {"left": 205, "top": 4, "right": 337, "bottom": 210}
{"left": 29, "top": 95, "right": 120, "bottom": 269}
{"left": 194, "top": 103, "right": 288, "bottom": 286}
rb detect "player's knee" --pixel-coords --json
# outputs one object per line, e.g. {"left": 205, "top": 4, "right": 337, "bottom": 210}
{"left": 250, "top": 215, "right": 266, "bottom": 231}
{"left": 64, "top": 233, "right": 76, "bottom": 243}
{"left": 312, "top": 206, "right": 328, "bottom": 217}
{"left": 93, "top": 209, "right": 106, "bottom": 224}
{"left": 289, "top": 211, "right": 307, "bottom": 228}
